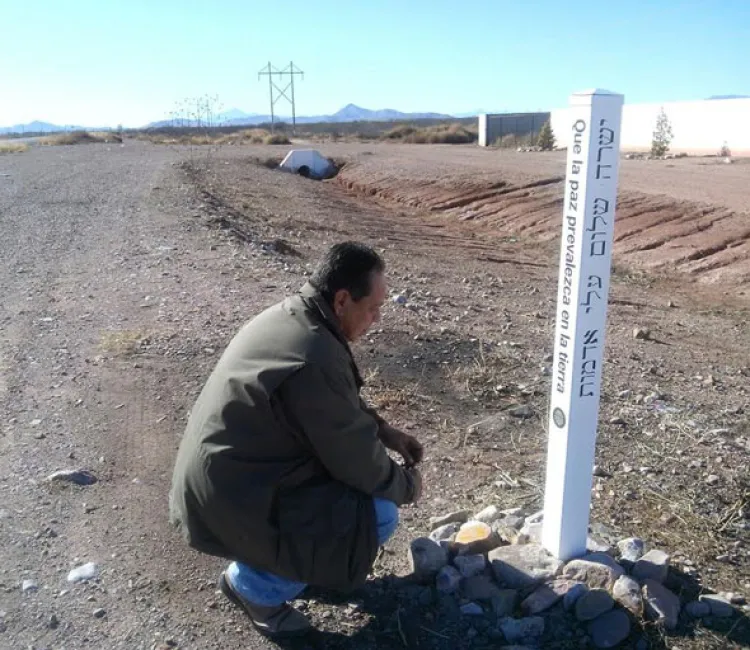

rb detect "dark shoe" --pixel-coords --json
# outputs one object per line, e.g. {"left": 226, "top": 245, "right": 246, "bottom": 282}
{"left": 219, "top": 571, "right": 312, "bottom": 638}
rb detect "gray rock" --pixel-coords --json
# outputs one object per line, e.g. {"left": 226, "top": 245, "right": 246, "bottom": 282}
{"left": 409, "top": 537, "right": 449, "bottom": 583}
{"left": 633, "top": 327, "right": 651, "bottom": 340}
{"left": 563, "top": 583, "right": 589, "bottom": 611}
{"left": 617, "top": 537, "right": 645, "bottom": 562}
{"left": 460, "top": 602, "right": 484, "bottom": 616}
{"left": 454, "top": 554, "right": 487, "bottom": 578}
{"left": 474, "top": 505, "right": 503, "bottom": 524}
{"left": 93, "top": 608, "right": 106, "bottom": 618}
{"left": 430, "top": 510, "right": 470, "bottom": 530}
{"left": 491, "top": 589, "right": 518, "bottom": 617}
{"left": 699, "top": 594, "right": 735, "bottom": 618}
{"left": 463, "top": 575, "right": 500, "bottom": 601}
{"left": 587, "top": 536, "right": 614, "bottom": 555}
{"left": 489, "top": 543, "right": 563, "bottom": 588}
{"left": 392, "top": 294, "right": 407, "bottom": 305}
{"left": 728, "top": 593, "right": 747, "bottom": 605}
{"left": 521, "top": 583, "right": 563, "bottom": 614}
{"left": 436, "top": 565, "right": 462, "bottom": 594}
{"left": 612, "top": 575, "right": 643, "bottom": 616}
{"left": 684, "top": 600, "right": 711, "bottom": 618}
{"left": 67, "top": 562, "right": 100, "bottom": 583}
{"left": 584, "top": 552, "right": 625, "bottom": 576}
{"left": 509, "top": 404, "right": 533, "bottom": 419}
{"left": 519, "top": 521, "right": 543, "bottom": 543}
{"left": 523, "top": 510, "right": 544, "bottom": 525}
{"left": 502, "top": 515, "right": 525, "bottom": 530}
{"left": 499, "top": 616, "right": 545, "bottom": 643}
{"left": 575, "top": 588, "right": 614, "bottom": 622}
{"left": 430, "top": 523, "right": 459, "bottom": 542}
{"left": 21, "top": 579, "right": 38, "bottom": 593}
{"left": 587, "top": 609, "right": 631, "bottom": 649}
{"left": 643, "top": 580, "right": 680, "bottom": 629}
{"left": 705, "top": 474, "right": 720, "bottom": 486}
{"left": 562, "top": 557, "right": 620, "bottom": 590}
{"left": 46, "top": 469, "right": 97, "bottom": 485}
{"left": 632, "top": 549, "right": 670, "bottom": 584}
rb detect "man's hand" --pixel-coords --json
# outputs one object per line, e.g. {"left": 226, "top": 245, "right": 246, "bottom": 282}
{"left": 378, "top": 423, "right": 424, "bottom": 468}
{"left": 407, "top": 467, "right": 423, "bottom": 502}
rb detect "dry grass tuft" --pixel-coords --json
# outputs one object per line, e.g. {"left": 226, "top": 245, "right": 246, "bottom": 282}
{"left": 263, "top": 133, "right": 291, "bottom": 145}
{"left": 0, "top": 142, "right": 29, "bottom": 154}
{"left": 382, "top": 123, "right": 477, "bottom": 144}
{"left": 99, "top": 330, "right": 146, "bottom": 357}
{"left": 142, "top": 128, "right": 290, "bottom": 146}
{"left": 39, "top": 131, "right": 121, "bottom": 146}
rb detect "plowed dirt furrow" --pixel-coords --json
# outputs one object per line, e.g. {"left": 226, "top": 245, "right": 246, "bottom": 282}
{"left": 334, "top": 160, "right": 750, "bottom": 285}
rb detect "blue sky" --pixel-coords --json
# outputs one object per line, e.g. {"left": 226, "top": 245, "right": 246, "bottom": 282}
{"left": 2, "top": 0, "right": 748, "bottom": 127}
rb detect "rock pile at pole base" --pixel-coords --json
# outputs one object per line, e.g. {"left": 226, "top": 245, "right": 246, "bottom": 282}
{"left": 408, "top": 505, "right": 742, "bottom": 648}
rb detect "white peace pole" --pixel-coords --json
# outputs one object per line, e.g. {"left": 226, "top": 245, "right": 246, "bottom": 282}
{"left": 542, "top": 90, "right": 624, "bottom": 561}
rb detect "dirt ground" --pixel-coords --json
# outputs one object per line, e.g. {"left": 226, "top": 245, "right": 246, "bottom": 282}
{"left": 0, "top": 140, "right": 748, "bottom": 650}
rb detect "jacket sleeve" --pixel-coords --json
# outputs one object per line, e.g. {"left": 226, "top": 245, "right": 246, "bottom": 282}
{"left": 276, "top": 364, "right": 415, "bottom": 505}
{"left": 359, "top": 397, "right": 385, "bottom": 426}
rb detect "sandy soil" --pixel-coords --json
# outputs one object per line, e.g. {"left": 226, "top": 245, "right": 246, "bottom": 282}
{"left": 0, "top": 140, "right": 748, "bottom": 650}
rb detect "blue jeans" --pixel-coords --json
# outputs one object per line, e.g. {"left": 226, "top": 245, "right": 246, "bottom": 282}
{"left": 226, "top": 498, "right": 399, "bottom": 606}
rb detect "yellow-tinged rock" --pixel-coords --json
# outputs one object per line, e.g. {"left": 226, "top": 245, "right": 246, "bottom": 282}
{"left": 455, "top": 520, "right": 492, "bottom": 544}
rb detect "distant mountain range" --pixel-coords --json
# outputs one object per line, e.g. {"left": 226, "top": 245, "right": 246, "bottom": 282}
{"left": 145, "top": 104, "right": 456, "bottom": 129}
{"left": 4, "top": 96, "right": 747, "bottom": 134}
{"left": 706, "top": 94, "right": 749, "bottom": 100}
{"left": 0, "top": 120, "right": 106, "bottom": 135}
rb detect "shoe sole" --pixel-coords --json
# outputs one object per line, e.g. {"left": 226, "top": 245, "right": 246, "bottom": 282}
{"left": 218, "top": 572, "right": 311, "bottom": 639}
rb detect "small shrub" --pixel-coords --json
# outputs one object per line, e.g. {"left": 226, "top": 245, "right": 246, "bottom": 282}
{"left": 537, "top": 120, "right": 555, "bottom": 151}
{"left": 493, "top": 133, "right": 534, "bottom": 149}
{"left": 39, "top": 131, "right": 111, "bottom": 146}
{"left": 383, "top": 123, "right": 476, "bottom": 144}
{"left": 719, "top": 141, "right": 731, "bottom": 158}
{"left": 0, "top": 142, "right": 29, "bottom": 154}
{"left": 264, "top": 133, "right": 291, "bottom": 145}
{"left": 651, "top": 108, "right": 673, "bottom": 157}
{"left": 383, "top": 125, "right": 417, "bottom": 140}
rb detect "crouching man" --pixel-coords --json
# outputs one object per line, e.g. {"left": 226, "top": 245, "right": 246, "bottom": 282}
{"left": 169, "top": 242, "right": 423, "bottom": 637}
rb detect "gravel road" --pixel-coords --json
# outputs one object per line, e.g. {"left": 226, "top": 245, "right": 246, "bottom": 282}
{"left": 0, "top": 142, "right": 290, "bottom": 649}
{"left": 1, "top": 141, "right": 747, "bottom": 650}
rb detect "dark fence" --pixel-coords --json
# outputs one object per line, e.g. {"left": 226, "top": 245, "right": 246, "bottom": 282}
{"left": 479, "top": 112, "right": 550, "bottom": 146}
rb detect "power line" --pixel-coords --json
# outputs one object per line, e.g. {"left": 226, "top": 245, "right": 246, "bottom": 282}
{"left": 258, "top": 61, "right": 304, "bottom": 133}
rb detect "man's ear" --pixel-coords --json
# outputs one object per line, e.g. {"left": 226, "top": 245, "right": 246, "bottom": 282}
{"left": 332, "top": 289, "right": 350, "bottom": 316}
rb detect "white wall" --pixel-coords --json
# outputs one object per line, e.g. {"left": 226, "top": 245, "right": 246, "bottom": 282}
{"left": 551, "top": 97, "right": 750, "bottom": 155}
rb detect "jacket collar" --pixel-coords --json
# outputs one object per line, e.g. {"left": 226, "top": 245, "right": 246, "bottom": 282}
{"left": 299, "top": 282, "right": 364, "bottom": 389}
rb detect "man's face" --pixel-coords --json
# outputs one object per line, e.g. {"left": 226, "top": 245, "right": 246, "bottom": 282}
{"left": 333, "top": 272, "right": 387, "bottom": 342}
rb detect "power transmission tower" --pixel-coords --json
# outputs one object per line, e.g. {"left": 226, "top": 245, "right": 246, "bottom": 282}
{"left": 258, "top": 61, "right": 304, "bottom": 133}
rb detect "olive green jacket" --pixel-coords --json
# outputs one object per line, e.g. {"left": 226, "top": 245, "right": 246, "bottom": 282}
{"left": 169, "top": 282, "right": 415, "bottom": 589}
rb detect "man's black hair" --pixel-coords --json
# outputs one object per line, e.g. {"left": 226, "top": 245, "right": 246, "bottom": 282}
{"left": 310, "top": 242, "right": 385, "bottom": 304}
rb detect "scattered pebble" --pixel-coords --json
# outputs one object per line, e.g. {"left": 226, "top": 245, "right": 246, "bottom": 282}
{"left": 633, "top": 327, "right": 651, "bottom": 340}
{"left": 459, "top": 602, "right": 484, "bottom": 616}
{"left": 47, "top": 469, "right": 97, "bottom": 485}
{"left": 21, "top": 579, "right": 38, "bottom": 593}
{"left": 93, "top": 607, "right": 106, "bottom": 618}
{"left": 67, "top": 562, "right": 100, "bottom": 583}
